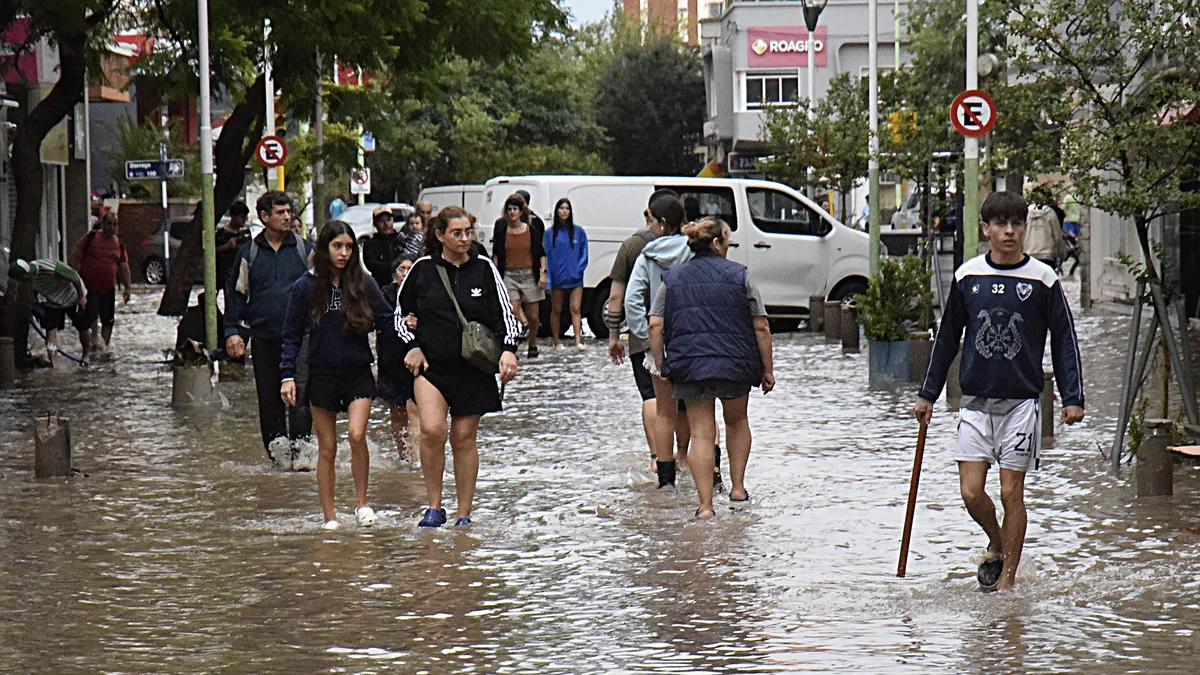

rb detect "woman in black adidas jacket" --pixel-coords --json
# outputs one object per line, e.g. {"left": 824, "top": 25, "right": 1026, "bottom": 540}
{"left": 393, "top": 206, "right": 521, "bottom": 528}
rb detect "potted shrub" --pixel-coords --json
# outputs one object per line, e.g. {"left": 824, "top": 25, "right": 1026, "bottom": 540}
{"left": 169, "top": 341, "right": 221, "bottom": 407}
{"left": 855, "top": 255, "right": 932, "bottom": 387}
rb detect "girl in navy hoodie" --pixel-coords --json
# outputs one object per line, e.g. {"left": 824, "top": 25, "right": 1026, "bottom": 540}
{"left": 281, "top": 220, "right": 392, "bottom": 531}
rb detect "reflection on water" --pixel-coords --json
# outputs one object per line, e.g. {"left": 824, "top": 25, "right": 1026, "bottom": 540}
{"left": 1, "top": 284, "right": 1199, "bottom": 673}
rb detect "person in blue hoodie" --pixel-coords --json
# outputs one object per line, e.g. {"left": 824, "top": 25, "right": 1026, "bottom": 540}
{"left": 624, "top": 192, "right": 694, "bottom": 489}
{"left": 280, "top": 220, "right": 393, "bottom": 531}
{"left": 542, "top": 198, "right": 589, "bottom": 351}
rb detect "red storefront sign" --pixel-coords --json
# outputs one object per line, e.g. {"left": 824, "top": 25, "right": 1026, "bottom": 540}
{"left": 747, "top": 26, "right": 828, "bottom": 68}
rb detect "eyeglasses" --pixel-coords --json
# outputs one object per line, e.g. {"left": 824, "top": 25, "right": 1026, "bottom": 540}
{"left": 444, "top": 229, "right": 472, "bottom": 240}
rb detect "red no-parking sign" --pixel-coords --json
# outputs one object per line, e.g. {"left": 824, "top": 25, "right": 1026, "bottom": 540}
{"left": 255, "top": 135, "right": 288, "bottom": 168}
{"left": 949, "top": 90, "right": 997, "bottom": 138}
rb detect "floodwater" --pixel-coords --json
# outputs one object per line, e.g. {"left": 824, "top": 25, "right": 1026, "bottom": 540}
{"left": 1, "top": 282, "right": 1199, "bottom": 674}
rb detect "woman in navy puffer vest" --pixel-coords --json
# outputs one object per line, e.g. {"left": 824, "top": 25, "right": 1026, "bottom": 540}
{"left": 649, "top": 216, "right": 775, "bottom": 519}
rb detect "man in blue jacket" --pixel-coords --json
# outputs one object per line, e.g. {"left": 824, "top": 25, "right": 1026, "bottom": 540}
{"left": 225, "top": 191, "right": 313, "bottom": 465}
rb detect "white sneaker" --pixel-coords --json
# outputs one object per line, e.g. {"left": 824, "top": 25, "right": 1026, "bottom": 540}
{"left": 355, "top": 506, "right": 377, "bottom": 527}
{"left": 576, "top": 343, "right": 586, "bottom": 352}
{"left": 555, "top": 343, "right": 567, "bottom": 351}
{"left": 322, "top": 519, "right": 340, "bottom": 531}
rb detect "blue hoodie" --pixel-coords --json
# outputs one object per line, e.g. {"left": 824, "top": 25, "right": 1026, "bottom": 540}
{"left": 542, "top": 224, "right": 589, "bottom": 289}
{"left": 623, "top": 234, "right": 693, "bottom": 344}
{"left": 279, "top": 272, "right": 393, "bottom": 381}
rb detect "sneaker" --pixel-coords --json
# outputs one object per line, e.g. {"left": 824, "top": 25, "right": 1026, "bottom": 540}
{"left": 576, "top": 343, "right": 586, "bottom": 352}
{"left": 355, "top": 506, "right": 377, "bottom": 527}
{"left": 977, "top": 553, "right": 1004, "bottom": 591}
{"left": 555, "top": 343, "right": 566, "bottom": 351}
{"left": 527, "top": 346, "right": 539, "bottom": 359}
{"left": 656, "top": 460, "right": 677, "bottom": 488}
{"left": 419, "top": 507, "right": 447, "bottom": 528}
{"left": 454, "top": 517, "right": 472, "bottom": 527}
{"left": 321, "top": 519, "right": 340, "bottom": 531}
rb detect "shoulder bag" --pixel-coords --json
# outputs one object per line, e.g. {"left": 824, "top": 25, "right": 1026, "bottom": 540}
{"left": 436, "top": 265, "right": 502, "bottom": 374}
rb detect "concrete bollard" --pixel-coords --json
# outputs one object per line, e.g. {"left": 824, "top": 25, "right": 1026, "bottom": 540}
{"left": 1136, "top": 419, "right": 1174, "bottom": 497}
{"left": 172, "top": 363, "right": 221, "bottom": 407}
{"left": 809, "top": 295, "right": 825, "bottom": 332}
{"left": 840, "top": 304, "right": 859, "bottom": 353}
{"left": 1040, "top": 371, "right": 1055, "bottom": 448}
{"left": 824, "top": 301, "right": 841, "bottom": 343}
{"left": 946, "top": 351, "right": 963, "bottom": 411}
{"left": 0, "top": 336, "right": 14, "bottom": 389}
{"left": 34, "top": 415, "right": 72, "bottom": 478}
{"left": 908, "top": 331, "right": 933, "bottom": 383}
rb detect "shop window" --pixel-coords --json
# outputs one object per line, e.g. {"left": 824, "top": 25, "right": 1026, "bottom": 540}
{"left": 746, "top": 73, "right": 800, "bottom": 109}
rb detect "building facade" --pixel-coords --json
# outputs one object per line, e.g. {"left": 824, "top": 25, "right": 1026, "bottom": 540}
{"left": 623, "top": 0, "right": 719, "bottom": 44}
{"left": 701, "top": 1, "right": 908, "bottom": 215}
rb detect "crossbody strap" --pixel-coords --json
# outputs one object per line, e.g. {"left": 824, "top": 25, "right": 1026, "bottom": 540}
{"left": 435, "top": 265, "right": 471, "bottom": 332}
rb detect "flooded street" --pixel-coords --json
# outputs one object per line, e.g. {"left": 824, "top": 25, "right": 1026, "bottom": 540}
{"left": 2, "top": 282, "right": 1199, "bottom": 673}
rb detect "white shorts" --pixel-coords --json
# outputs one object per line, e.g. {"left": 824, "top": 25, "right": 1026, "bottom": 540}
{"left": 955, "top": 399, "right": 1041, "bottom": 472}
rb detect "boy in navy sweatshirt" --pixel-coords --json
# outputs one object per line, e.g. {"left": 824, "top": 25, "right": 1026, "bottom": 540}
{"left": 913, "top": 191, "right": 1085, "bottom": 592}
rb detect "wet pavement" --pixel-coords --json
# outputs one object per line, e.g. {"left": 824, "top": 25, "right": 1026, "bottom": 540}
{"left": 2, "top": 281, "right": 1199, "bottom": 673}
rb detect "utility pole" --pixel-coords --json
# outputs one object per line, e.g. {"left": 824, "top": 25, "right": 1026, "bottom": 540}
{"left": 894, "top": 0, "right": 902, "bottom": 211}
{"left": 313, "top": 51, "right": 325, "bottom": 237}
{"left": 868, "top": 0, "right": 880, "bottom": 276}
{"left": 263, "top": 20, "right": 279, "bottom": 191}
{"left": 197, "top": 0, "right": 217, "bottom": 351}
{"left": 963, "top": 0, "right": 980, "bottom": 258}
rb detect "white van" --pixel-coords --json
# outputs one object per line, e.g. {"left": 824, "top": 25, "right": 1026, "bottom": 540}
{"left": 417, "top": 185, "right": 484, "bottom": 217}
{"left": 480, "top": 175, "right": 869, "bottom": 336}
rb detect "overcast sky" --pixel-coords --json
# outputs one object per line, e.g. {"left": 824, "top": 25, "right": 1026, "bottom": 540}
{"left": 560, "top": 0, "right": 616, "bottom": 26}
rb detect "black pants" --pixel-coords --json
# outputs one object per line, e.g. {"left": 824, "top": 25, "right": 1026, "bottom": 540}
{"left": 251, "top": 336, "right": 312, "bottom": 456}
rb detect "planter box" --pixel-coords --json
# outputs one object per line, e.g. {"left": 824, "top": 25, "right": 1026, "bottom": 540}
{"left": 869, "top": 339, "right": 910, "bottom": 388}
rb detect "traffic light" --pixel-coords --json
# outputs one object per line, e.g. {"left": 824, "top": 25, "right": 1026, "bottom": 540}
{"left": 888, "top": 109, "right": 916, "bottom": 144}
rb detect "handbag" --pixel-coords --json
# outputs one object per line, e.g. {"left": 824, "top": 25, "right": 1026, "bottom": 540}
{"left": 436, "top": 265, "right": 502, "bottom": 374}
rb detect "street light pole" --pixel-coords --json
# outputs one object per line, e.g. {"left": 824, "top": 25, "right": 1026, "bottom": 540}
{"left": 197, "top": 0, "right": 217, "bottom": 352}
{"left": 963, "top": 0, "right": 980, "bottom": 258}
{"left": 868, "top": 0, "right": 880, "bottom": 276}
{"left": 800, "top": 0, "right": 828, "bottom": 202}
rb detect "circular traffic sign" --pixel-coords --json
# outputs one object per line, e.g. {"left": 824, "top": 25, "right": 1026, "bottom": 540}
{"left": 949, "top": 89, "right": 997, "bottom": 138}
{"left": 255, "top": 135, "right": 288, "bottom": 168}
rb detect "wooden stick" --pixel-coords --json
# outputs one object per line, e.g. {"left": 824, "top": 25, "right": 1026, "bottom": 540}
{"left": 897, "top": 420, "right": 929, "bottom": 578}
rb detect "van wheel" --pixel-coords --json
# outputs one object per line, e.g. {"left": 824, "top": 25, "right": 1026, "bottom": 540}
{"left": 585, "top": 281, "right": 611, "bottom": 340}
{"left": 828, "top": 278, "right": 868, "bottom": 305}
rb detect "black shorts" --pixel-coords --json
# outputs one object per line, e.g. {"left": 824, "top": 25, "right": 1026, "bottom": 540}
{"left": 35, "top": 303, "right": 89, "bottom": 333}
{"left": 79, "top": 289, "right": 116, "bottom": 327}
{"left": 307, "top": 367, "right": 375, "bottom": 412}
{"left": 418, "top": 359, "right": 501, "bottom": 417}
{"left": 631, "top": 352, "right": 656, "bottom": 401}
{"left": 376, "top": 369, "right": 413, "bottom": 406}
{"left": 629, "top": 352, "right": 686, "bottom": 410}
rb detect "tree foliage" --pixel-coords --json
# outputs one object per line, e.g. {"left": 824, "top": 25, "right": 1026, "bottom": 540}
{"left": 760, "top": 73, "right": 870, "bottom": 210}
{"left": 1007, "top": 0, "right": 1200, "bottom": 278}
{"left": 595, "top": 37, "right": 706, "bottom": 176}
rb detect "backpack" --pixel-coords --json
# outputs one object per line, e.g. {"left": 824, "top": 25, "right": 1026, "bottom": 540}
{"left": 243, "top": 236, "right": 310, "bottom": 303}
{"left": 80, "top": 230, "right": 128, "bottom": 264}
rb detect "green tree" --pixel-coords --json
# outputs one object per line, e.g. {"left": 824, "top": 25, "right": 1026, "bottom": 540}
{"left": 139, "top": 0, "right": 565, "bottom": 314}
{"left": 760, "top": 73, "right": 870, "bottom": 218}
{"left": 595, "top": 37, "right": 706, "bottom": 175}
{"left": 1007, "top": 0, "right": 1200, "bottom": 279}
{"left": 1, "top": 0, "right": 121, "bottom": 359}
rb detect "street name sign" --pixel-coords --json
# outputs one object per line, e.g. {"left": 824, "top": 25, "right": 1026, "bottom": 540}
{"left": 125, "top": 159, "right": 185, "bottom": 180}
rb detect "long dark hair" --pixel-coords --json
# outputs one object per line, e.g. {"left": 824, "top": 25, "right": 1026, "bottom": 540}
{"left": 310, "top": 220, "right": 374, "bottom": 332}
{"left": 551, "top": 197, "right": 576, "bottom": 246}
{"left": 648, "top": 193, "right": 686, "bottom": 235}
{"left": 424, "top": 206, "right": 471, "bottom": 257}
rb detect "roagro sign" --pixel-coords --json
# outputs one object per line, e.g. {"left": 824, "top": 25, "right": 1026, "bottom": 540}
{"left": 747, "top": 26, "right": 828, "bottom": 68}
